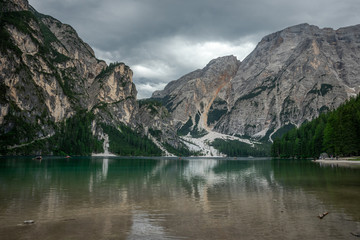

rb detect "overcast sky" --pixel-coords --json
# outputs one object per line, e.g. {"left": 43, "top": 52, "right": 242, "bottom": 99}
{"left": 29, "top": 0, "right": 360, "bottom": 98}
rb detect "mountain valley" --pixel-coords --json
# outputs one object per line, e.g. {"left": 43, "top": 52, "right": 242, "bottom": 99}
{"left": 1, "top": 0, "right": 360, "bottom": 157}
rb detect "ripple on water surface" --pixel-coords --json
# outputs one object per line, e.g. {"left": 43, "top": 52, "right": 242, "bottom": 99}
{"left": 0, "top": 157, "right": 359, "bottom": 239}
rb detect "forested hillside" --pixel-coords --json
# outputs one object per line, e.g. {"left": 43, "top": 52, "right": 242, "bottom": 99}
{"left": 271, "top": 95, "right": 360, "bottom": 158}
{"left": 211, "top": 139, "right": 270, "bottom": 157}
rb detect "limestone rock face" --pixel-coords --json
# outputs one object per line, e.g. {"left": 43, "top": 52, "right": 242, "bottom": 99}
{"left": 132, "top": 101, "right": 180, "bottom": 154}
{"left": 152, "top": 56, "right": 240, "bottom": 133}
{"left": 2, "top": 0, "right": 30, "bottom": 12}
{"left": 154, "top": 23, "right": 360, "bottom": 140}
{"left": 217, "top": 23, "right": 360, "bottom": 139}
{"left": 0, "top": 1, "right": 137, "bottom": 150}
{"left": 92, "top": 63, "right": 137, "bottom": 125}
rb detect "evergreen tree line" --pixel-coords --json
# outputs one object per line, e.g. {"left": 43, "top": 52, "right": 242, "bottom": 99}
{"left": 271, "top": 95, "right": 360, "bottom": 158}
{"left": 1, "top": 111, "right": 104, "bottom": 156}
{"left": 211, "top": 139, "right": 271, "bottom": 157}
{"left": 101, "top": 124, "right": 163, "bottom": 156}
{"left": 163, "top": 142, "right": 200, "bottom": 157}
{"left": 56, "top": 111, "right": 103, "bottom": 155}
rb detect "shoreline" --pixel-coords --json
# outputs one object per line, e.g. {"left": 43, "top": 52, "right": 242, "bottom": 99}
{"left": 313, "top": 158, "right": 360, "bottom": 167}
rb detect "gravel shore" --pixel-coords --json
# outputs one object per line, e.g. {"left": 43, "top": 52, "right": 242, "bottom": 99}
{"left": 313, "top": 158, "right": 360, "bottom": 168}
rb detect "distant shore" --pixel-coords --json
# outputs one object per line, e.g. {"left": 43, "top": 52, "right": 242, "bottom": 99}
{"left": 313, "top": 157, "right": 360, "bottom": 167}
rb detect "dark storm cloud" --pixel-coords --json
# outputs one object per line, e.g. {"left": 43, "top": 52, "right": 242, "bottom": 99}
{"left": 30, "top": 0, "right": 360, "bottom": 98}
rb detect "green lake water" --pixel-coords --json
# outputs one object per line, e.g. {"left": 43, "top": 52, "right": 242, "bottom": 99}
{"left": 0, "top": 157, "right": 359, "bottom": 239}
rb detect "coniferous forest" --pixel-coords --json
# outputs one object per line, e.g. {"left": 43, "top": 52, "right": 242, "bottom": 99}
{"left": 101, "top": 124, "right": 163, "bottom": 156}
{"left": 271, "top": 95, "right": 360, "bottom": 158}
{"left": 211, "top": 139, "right": 271, "bottom": 157}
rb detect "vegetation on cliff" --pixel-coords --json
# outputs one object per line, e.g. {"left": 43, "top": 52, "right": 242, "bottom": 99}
{"left": 1, "top": 110, "right": 166, "bottom": 156}
{"left": 1, "top": 111, "right": 103, "bottom": 156}
{"left": 101, "top": 124, "right": 163, "bottom": 156}
{"left": 0, "top": 8, "right": 159, "bottom": 156}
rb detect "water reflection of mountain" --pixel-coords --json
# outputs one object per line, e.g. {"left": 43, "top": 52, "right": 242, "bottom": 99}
{"left": 144, "top": 158, "right": 360, "bottom": 239}
{"left": 272, "top": 159, "right": 360, "bottom": 222}
{"left": 0, "top": 157, "right": 359, "bottom": 239}
{"left": 0, "top": 157, "right": 276, "bottom": 209}
{"left": 0, "top": 157, "right": 162, "bottom": 239}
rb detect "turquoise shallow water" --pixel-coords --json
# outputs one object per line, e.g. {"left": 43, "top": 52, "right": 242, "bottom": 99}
{"left": 0, "top": 157, "right": 359, "bottom": 239}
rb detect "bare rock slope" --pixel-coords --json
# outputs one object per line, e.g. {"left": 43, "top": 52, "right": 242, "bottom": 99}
{"left": 153, "top": 23, "right": 360, "bottom": 141}
{"left": 0, "top": 0, "right": 137, "bottom": 154}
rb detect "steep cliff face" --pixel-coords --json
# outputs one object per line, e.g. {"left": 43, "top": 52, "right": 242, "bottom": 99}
{"left": 154, "top": 23, "right": 360, "bottom": 142}
{"left": 152, "top": 56, "right": 240, "bottom": 136}
{"left": 131, "top": 100, "right": 179, "bottom": 156}
{"left": 1, "top": 0, "right": 30, "bottom": 12}
{"left": 3, "top": 1, "right": 360, "bottom": 156}
{"left": 0, "top": 0, "right": 138, "bottom": 154}
{"left": 216, "top": 23, "right": 360, "bottom": 139}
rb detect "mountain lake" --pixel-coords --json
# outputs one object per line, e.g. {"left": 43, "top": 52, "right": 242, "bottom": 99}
{"left": 0, "top": 157, "right": 359, "bottom": 239}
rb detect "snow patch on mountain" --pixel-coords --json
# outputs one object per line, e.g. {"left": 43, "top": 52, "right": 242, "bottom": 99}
{"left": 181, "top": 130, "right": 255, "bottom": 156}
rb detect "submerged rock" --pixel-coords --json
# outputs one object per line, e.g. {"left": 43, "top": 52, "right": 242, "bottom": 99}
{"left": 23, "top": 220, "right": 35, "bottom": 224}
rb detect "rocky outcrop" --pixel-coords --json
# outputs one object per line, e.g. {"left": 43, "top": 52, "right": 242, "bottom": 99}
{"left": 153, "top": 23, "right": 360, "bottom": 141}
{"left": 132, "top": 100, "right": 179, "bottom": 155}
{"left": 0, "top": 1, "right": 137, "bottom": 153}
{"left": 1, "top": 0, "right": 30, "bottom": 12}
{"left": 152, "top": 56, "right": 240, "bottom": 136}
{"left": 217, "top": 23, "right": 360, "bottom": 139}
{"left": 2, "top": 0, "right": 360, "bottom": 156}
{"left": 90, "top": 63, "right": 137, "bottom": 125}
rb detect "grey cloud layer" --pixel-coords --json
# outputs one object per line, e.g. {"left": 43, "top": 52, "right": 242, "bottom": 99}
{"left": 30, "top": 0, "right": 360, "bottom": 98}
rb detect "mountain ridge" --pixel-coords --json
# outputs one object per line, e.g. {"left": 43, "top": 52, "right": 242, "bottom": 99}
{"left": 153, "top": 22, "right": 360, "bottom": 143}
{"left": 0, "top": 0, "right": 190, "bottom": 156}
{"left": 2, "top": 0, "right": 360, "bottom": 157}
{"left": 0, "top": 0, "right": 154, "bottom": 155}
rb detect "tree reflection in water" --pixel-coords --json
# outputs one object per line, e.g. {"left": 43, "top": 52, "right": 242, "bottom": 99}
{"left": 0, "top": 157, "right": 359, "bottom": 239}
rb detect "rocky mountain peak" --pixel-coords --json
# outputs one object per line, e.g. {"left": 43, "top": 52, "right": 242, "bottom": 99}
{"left": 152, "top": 55, "right": 240, "bottom": 137}
{"left": 260, "top": 23, "right": 319, "bottom": 41}
{"left": 152, "top": 55, "right": 240, "bottom": 99}
{"left": 155, "top": 23, "right": 360, "bottom": 143}
{"left": 204, "top": 55, "right": 240, "bottom": 70}
{"left": 215, "top": 23, "right": 360, "bottom": 140}
{"left": 2, "top": 1, "right": 360, "bottom": 157}
{"left": 0, "top": 1, "right": 140, "bottom": 155}
{"left": 2, "top": 0, "right": 30, "bottom": 12}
